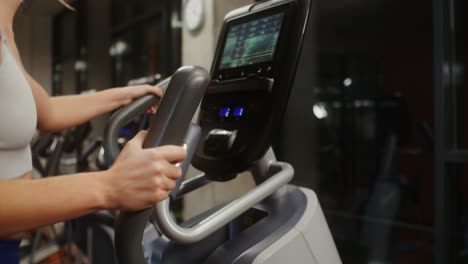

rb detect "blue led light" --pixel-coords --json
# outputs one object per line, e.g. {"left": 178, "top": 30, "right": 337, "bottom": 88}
{"left": 233, "top": 107, "right": 246, "bottom": 117}
{"left": 219, "top": 107, "right": 231, "bottom": 118}
{"left": 120, "top": 128, "right": 132, "bottom": 136}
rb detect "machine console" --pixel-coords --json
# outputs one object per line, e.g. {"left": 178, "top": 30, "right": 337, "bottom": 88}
{"left": 192, "top": 1, "right": 301, "bottom": 180}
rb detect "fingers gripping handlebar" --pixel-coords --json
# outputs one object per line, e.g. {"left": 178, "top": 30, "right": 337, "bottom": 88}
{"left": 103, "top": 66, "right": 210, "bottom": 264}
{"left": 103, "top": 78, "right": 170, "bottom": 166}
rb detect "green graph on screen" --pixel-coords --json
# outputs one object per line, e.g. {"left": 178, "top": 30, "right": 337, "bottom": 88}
{"left": 243, "top": 32, "right": 279, "bottom": 57}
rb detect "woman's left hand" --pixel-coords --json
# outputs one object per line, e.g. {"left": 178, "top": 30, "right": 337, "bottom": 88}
{"left": 117, "top": 85, "right": 163, "bottom": 106}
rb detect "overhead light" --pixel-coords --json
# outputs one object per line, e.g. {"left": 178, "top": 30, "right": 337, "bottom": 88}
{"left": 313, "top": 103, "right": 328, "bottom": 120}
{"left": 343, "top": 77, "right": 353, "bottom": 87}
{"left": 109, "top": 41, "right": 129, "bottom": 57}
{"left": 74, "top": 60, "right": 87, "bottom": 72}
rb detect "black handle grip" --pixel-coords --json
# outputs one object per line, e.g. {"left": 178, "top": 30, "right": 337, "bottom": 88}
{"left": 114, "top": 66, "right": 210, "bottom": 264}
{"left": 103, "top": 78, "right": 171, "bottom": 166}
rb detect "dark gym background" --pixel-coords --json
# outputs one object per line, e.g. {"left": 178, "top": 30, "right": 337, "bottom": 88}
{"left": 14, "top": 0, "right": 468, "bottom": 263}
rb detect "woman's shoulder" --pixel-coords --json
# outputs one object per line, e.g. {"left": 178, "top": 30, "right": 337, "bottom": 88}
{"left": 0, "top": 26, "right": 11, "bottom": 64}
{"left": 0, "top": 26, "right": 20, "bottom": 66}
{"left": 0, "top": 26, "right": 15, "bottom": 46}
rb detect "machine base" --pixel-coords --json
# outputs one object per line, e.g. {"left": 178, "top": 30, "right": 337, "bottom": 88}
{"left": 146, "top": 186, "right": 340, "bottom": 264}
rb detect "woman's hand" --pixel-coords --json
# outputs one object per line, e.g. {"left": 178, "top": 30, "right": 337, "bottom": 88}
{"left": 116, "top": 85, "right": 163, "bottom": 107}
{"left": 102, "top": 130, "right": 186, "bottom": 211}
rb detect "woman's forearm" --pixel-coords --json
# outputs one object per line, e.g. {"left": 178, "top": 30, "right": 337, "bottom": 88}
{"left": 0, "top": 123, "right": 186, "bottom": 238}
{"left": 37, "top": 84, "right": 162, "bottom": 132}
{"left": 41, "top": 89, "right": 129, "bottom": 132}
{"left": 0, "top": 171, "right": 112, "bottom": 238}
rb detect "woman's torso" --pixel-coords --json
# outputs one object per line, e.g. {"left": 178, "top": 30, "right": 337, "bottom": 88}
{"left": 0, "top": 32, "right": 37, "bottom": 263}
{"left": 0, "top": 32, "right": 37, "bottom": 262}
{"left": 0, "top": 33, "right": 37, "bottom": 180}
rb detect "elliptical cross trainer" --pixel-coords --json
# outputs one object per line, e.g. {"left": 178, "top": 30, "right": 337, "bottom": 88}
{"left": 104, "top": 0, "right": 341, "bottom": 263}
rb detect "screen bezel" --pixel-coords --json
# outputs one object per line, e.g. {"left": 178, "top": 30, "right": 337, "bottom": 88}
{"left": 212, "top": 2, "right": 296, "bottom": 80}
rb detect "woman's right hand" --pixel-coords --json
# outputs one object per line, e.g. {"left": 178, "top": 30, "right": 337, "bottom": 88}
{"left": 102, "top": 130, "right": 186, "bottom": 211}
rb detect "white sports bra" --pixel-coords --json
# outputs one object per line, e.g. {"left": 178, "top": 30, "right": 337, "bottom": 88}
{"left": 0, "top": 35, "right": 37, "bottom": 179}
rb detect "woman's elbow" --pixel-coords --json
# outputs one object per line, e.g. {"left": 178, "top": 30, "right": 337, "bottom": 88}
{"left": 37, "top": 119, "right": 60, "bottom": 133}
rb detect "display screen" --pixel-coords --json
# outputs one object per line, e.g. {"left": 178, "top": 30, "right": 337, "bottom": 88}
{"left": 219, "top": 13, "right": 284, "bottom": 70}
{"left": 218, "top": 106, "right": 247, "bottom": 120}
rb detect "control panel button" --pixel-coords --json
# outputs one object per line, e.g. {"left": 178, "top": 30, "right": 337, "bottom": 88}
{"left": 203, "top": 129, "right": 238, "bottom": 155}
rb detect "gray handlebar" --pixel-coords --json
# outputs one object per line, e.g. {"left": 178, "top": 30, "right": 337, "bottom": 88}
{"left": 113, "top": 66, "right": 210, "bottom": 264}
{"left": 154, "top": 161, "right": 294, "bottom": 244}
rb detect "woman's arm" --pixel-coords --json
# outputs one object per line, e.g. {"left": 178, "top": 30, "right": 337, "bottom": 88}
{"left": 27, "top": 75, "right": 162, "bottom": 132}
{"left": 0, "top": 171, "right": 109, "bottom": 237}
{"left": 4, "top": 29, "right": 160, "bottom": 132}
{"left": 0, "top": 131, "right": 186, "bottom": 238}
